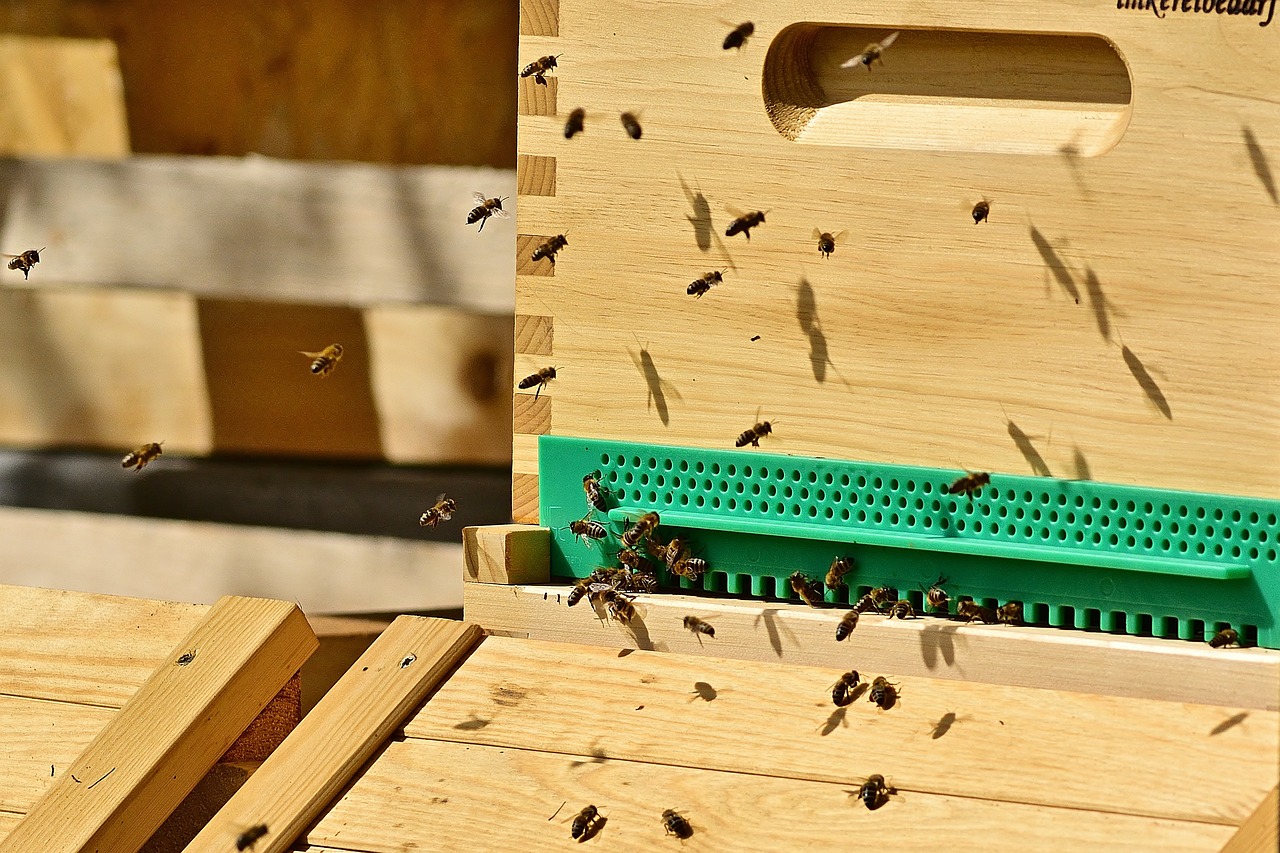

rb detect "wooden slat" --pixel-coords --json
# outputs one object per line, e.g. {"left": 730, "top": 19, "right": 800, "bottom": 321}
{"left": 1223, "top": 785, "right": 1279, "bottom": 853}
{"left": 463, "top": 581, "right": 1280, "bottom": 711}
{"left": 0, "top": 596, "right": 316, "bottom": 853}
{"left": 404, "top": 637, "right": 1278, "bottom": 825}
{"left": 513, "top": 472, "right": 540, "bottom": 524}
{"left": 0, "top": 697, "right": 111, "bottom": 813}
{"left": 520, "top": 0, "right": 560, "bottom": 37}
{"left": 463, "top": 525, "right": 551, "bottom": 586}
{"left": 514, "top": 314, "right": 554, "bottom": 355}
{"left": 183, "top": 617, "right": 484, "bottom": 853}
{"left": 514, "top": 395, "right": 552, "bottom": 435}
{"left": 518, "top": 76, "right": 557, "bottom": 117}
{"left": 516, "top": 155, "right": 556, "bottom": 196}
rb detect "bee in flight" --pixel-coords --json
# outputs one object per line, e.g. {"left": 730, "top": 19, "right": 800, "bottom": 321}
{"left": 532, "top": 234, "right": 568, "bottom": 266}
{"left": 620, "top": 112, "right": 642, "bottom": 139}
{"left": 1209, "top": 627, "right": 1239, "bottom": 648}
{"left": 236, "top": 823, "right": 269, "bottom": 851}
{"left": 662, "top": 808, "right": 694, "bottom": 839}
{"left": 735, "top": 420, "right": 773, "bottom": 448}
{"left": 946, "top": 471, "right": 991, "bottom": 500}
{"left": 594, "top": 586, "right": 636, "bottom": 622}
{"left": 813, "top": 229, "right": 847, "bottom": 259}
{"left": 621, "top": 511, "right": 660, "bottom": 548}
{"left": 825, "top": 556, "right": 856, "bottom": 590}
{"left": 924, "top": 575, "right": 950, "bottom": 611}
{"left": 722, "top": 21, "right": 754, "bottom": 50}
{"left": 841, "top": 31, "right": 900, "bottom": 70}
{"left": 789, "top": 571, "right": 824, "bottom": 607}
{"left": 869, "top": 675, "right": 899, "bottom": 709}
{"left": 830, "top": 669, "right": 860, "bottom": 706}
{"left": 725, "top": 208, "right": 765, "bottom": 240}
{"left": 518, "top": 366, "right": 556, "bottom": 399}
{"left": 683, "top": 615, "right": 715, "bottom": 639}
{"left": 564, "top": 107, "right": 585, "bottom": 138}
{"left": 3, "top": 247, "right": 43, "bottom": 279}
{"left": 582, "top": 470, "right": 608, "bottom": 512}
{"left": 418, "top": 494, "right": 458, "bottom": 528}
{"left": 520, "top": 54, "right": 560, "bottom": 86}
{"left": 467, "top": 193, "right": 510, "bottom": 232}
{"left": 122, "top": 441, "right": 163, "bottom": 471}
{"left": 858, "top": 775, "right": 895, "bottom": 810}
{"left": 835, "top": 609, "right": 860, "bottom": 641}
{"left": 568, "top": 516, "right": 607, "bottom": 545}
{"left": 687, "top": 270, "right": 724, "bottom": 298}
{"left": 300, "top": 343, "right": 343, "bottom": 377}
{"left": 570, "top": 805, "right": 600, "bottom": 841}
{"left": 972, "top": 199, "right": 990, "bottom": 224}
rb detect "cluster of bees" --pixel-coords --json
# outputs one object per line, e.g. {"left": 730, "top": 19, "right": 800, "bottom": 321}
{"left": 565, "top": 804, "right": 693, "bottom": 842}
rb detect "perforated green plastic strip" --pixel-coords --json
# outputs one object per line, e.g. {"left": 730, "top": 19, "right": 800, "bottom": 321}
{"left": 539, "top": 435, "right": 1280, "bottom": 648}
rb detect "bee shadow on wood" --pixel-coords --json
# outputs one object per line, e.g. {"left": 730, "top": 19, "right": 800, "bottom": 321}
{"left": 1057, "top": 139, "right": 1092, "bottom": 200}
{"left": 753, "top": 608, "right": 798, "bottom": 658}
{"left": 919, "top": 622, "right": 960, "bottom": 669}
{"left": 578, "top": 815, "right": 607, "bottom": 842}
{"left": 689, "top": 681, "right": 717, "bottom": 702}
{"left": 569, "top": 743, "right": 609, "bottom": 768}
{"left": 1028, "top": 226, "right": 1080, "bottom": 304}
{"left": 1083, "top": 266, "right": 1124, "bottom": 343}
{"left": 1072, "top": 446, "right": 1092, "bottom": 480}
{"left": 623, "top": 611, "right": 662, "bottom": 651}
{"left": 1121, "top": 344, "right": 1171, "bottom": 420}
{"left": 930, "top": 711, "right": 959, "bottom": 740}
{"left": 819, "top": 706, "right": 847, "bottom": 736}
{"left": 677, "top": 172, "right": 713, "bottom": 251}
{"left": 796, "top": 277, "right": 848, "bottom": 386}
{"left": 1002, "top": 410, "right": 1050, "bottom": 477}
{"left": 453, "top": 714, "right": 492, "bottom": 731}
{"left": 629, "top": 343, "right": 682, "bottom": 426}
{"left": 1242, "top": 125, "right": 1277, "bottom": 205}
{"left": 1210, "top": 711, "right": 1249, "bottom": 736}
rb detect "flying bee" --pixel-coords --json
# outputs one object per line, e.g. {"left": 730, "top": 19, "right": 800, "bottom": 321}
{"left": 683, "top": 615, "right": 715, "bottom": 639}
{"left": 858, "top": 775, "right": 895, "bottom": 811}
{"left": 595, "top": 587, "right": 636, "bottom": 622}
{"left": 567, "top": 576, "right": 593, "bottom": 607}
{"left": 568, "top": 516, "right": 608, "bottom": 545}
{"left": 620, "top": 112, "right": 642, "bottom": 139}
{"left": 520, "top": 54, "right": 560, "bottom": 85}
{"left": 997, "top": 601, "right": 1024, "bottom": 625}
{"left": 887, "top": 600, "right": 916, "bottom": 620}
{"left": 956, "top": 598, "right": 999, "bottom": 624}
{"left": 621, "top": 511, "right": 660, "bottom": 548}
{"left": 532, "top": 234, "right": 568, "bottom": 266}
{"left": 3, "top": 247, "right": 43, "bottom": 279}
{"left": 725, "top": 208, "right": 765, "bottom": 240}
{"left": 662, "top": 808, "right": 694, "bottom": 839}
{"left": 869, "top": 676, "right": 899, "bottom": 710}
{"left": 518, "top": 366, "right": 557, "bottom": 399}
{"left": 722, "top": 21, "right": 754, "bottom": 50}
{"left": 122, "top": 441, "right": 163, "bottom": 471}
{"left": 466, "top": 192, "right": 510, "bottom": 231}
{"left": 236, "top": 824, "right": 269, "bottom": 851}
{"left": 570, "top": 805, "right": 600, "bottom": 841}
{"left": 789, "top": 572, "right": 824, "bottom": 607}
{"left": 564, "top": 107, "right": 585, "bottom": 138}
{"left": 840, "top": 31, "right": 900, "bottom": 70}
{"left": 687, "top": 269, "right": 724, "bottom": 298}
{"left": 812, "top": 229, "right": 847, "bottom": 259}
{"left": 946, "top": 471, "right": 992, "bottom": 500}
{"left": 972, "top": 199, "right": 990, "bottom": 224}
{"left": 830, "top": 669, "right": 860, "bottom": 706}
{"left": 735, "top": 420, "right": 773, "bottom": 448}
{"left": 582, "top": 470, "right": 608, "bottom": 511}
{"left": 835, "top": 610, "right": 860, "bottom": 641}
{"left": 1209, "top": 627, "right": 1239, "bottom": 648}
{"left": 825, "top": 556, "right": 856, "bottom": 590}
{"left": 418, "top": 494, "right": 458, "bottom": 527}
{"left": 299, "top": 343, "right": 343, "bottom": 377}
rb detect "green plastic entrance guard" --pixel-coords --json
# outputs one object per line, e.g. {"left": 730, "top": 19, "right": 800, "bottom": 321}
{"left": 538, "top": 435, "right": 1279, "bottom": 648}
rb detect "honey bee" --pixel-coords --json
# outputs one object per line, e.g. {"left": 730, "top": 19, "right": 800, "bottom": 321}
{"left": 1209, "top": 627, "right": 1239, "bottom": 648}
{"left": 299, "top": 343, "right": 343, "bottom": 377}
{"left": 564, "top": 107, "right": 585, "bottom": 138}
{"left": 621, "top": 511, "right": 660, "bottom": 548}
{"left": 467, "top": 193, "right": 510, "bottom": 231}
{"left": 825, "top": 556, "right": 856, "bottom": 590}
{"left": 122, "top": 441, "right": 163, "bottom": 471}
{"left": 567, "top": 576, "right": 593, "bottom": 607}
{"left": 858, "top": 775, "right": 895, "bottom": 810}
{"left": 687, "top": 270, "right": 724, "bottom": 298}
{"left": 568, "top": 516, "right": 608, "bottom": 545}
{"left": 570, "top": 805, "right": 600, "bottom": 841}
{"left": 789, "top": 572, "right": 824, "bottom": 607}
{"left": 520, "top": 54, "right": 560, "bottom": 85}
{"left": 630, "top": 570, "right": 659, "bottom": 594}
{"left": 853, "top": 586, "right": 893, "bottom": 614}
{"left": 735, "top": 420, "right": 773, "bottom": 448}
{"left": 418, "top": 494, "right": 457, "bottom": 527}
{"left": 722, "top": 21, "right": 754, "bottom": 50}
{"left": 997, "top": 601, "right": 1024, "bottom": 625}
{"left": 835, "top": 610, "right": 860, "bottom": 641}
{"left": 972, "top": 199, "right": 990, "bottom": 224}
{"left": 830, "top": 669, "right": 860, "bottom": 706}
{"left": 621, "top": 112, "right": 642, "bottom": 140}
{"left": 616, "top": 547, "right": 645, "bottom": 571}
{"left": 924, "top": 576, "right": 950, "bottom": 611}
{"left": 532, "top": 234, "right": 568, "bottom": 266}
{"left": 840, "top": 31, "right": 900, "bottom": 70}
{"left": 956, "top": 598, "right": 999, "bottom": 624}
{"left": 662, "top": 808, "right": 694, "bottom": 839}
{"left": 683, "top": 615, "right": 715, "bottom": 638}
{"left": 887, "top": 600, "right": 916, "bottom": 620}
{"left": 175, "top": 649, "right": 197, "bottom": 666}
{"left": 518, "top": 366, "right": 557, "bottom": 399}
{"left": 236, "top": 824, "right": 269, "bottom": 851}
{"left": 3, "top": 247, "right": 43, "bottom": 279}
{"left": 813, "top": 229, "right": 847, "bottom": 259}
{"left": 725, "top": 209, "right": 765, "bottom": 240}
{"left": 675, "top": 556, "right": 708, "bottom": 579}
{"left": 946, "top": 471, "right": 992, "bottom": 500}
{"left": 869, "top": 676, "right": 899, "bottom": 709}
{"left": 595, "top": 587, "right": 635, "bottom": 622}
{"left": 582, "top": 470, "right": 608, "bottom": 512}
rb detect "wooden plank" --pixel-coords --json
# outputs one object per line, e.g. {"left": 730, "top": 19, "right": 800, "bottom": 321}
{"left": 463, "top": 525, "right": 550, "bottom": 585}
{"left": 514, "top": 395, "right": 552, "bottom": 435}
{"left": 0, "top": 696, "right": 111, "bottom": 813}
{"left": 0, "top": 508, "right": 464, "bottom": 615}
{"left": 512, "top": 472, "right": 540, "bottom": 524}
{"left": 404, "top": 637, "right": 1278, "bottom": 825}
{"left": 516, "top": 155, "right": 556, "bottom": 196}
{"left": 514, "top": 314, "right": 554, "bottom": 355}
{"left": 463, "top": 582, "right": 1280, "bottom": 712}
{"left": 183, "top": 617, "right": 484, "bottom": 853}
{"left": 518, "top": 76, "right": 557, "bottom": 117}
{"left": 0, "top": 596, "right": 316, "bottom": 853}
{"left": 301, "top": 615, "right": 391, "bottom": 715}
{"left": 1223, "top": 785, "right": 1279, "bottom": 853}
{"left": 521, "top": 0, "right": 560, "bottom": 37}
{"left": 300, "top": 737, "right": 1233, "bottom": 853}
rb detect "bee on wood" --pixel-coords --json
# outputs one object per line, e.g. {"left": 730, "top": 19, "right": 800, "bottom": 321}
{"left": 825, "top": 556, "right": 856, "bottom": 590}
{"left": 620, "top": 112, "right": 642, "bottom": 140}
{"left": 582, "top": 470, "right": 608, "bottom": 512}
{"left": 830, "top": 669, "right": 860, "bottom": 706}
{"left": 858, "top": 775, "right": 895, "bottom": 810}
{"left": 840, "top": 31, "right": 900, "bottom": 70}
{"left": 568, "top": 516, "right": 608, "bottom": 545}
{"left": 972, "top": 199, "right": 990, "bottom": 224}
{"left": 789, "top": 571, "right": 824, "bottom": 607}
{"left": 467, "top": 193, "right": 510, "bottom": 231}
{"left": 869, "top": 675, "right": 899, "bottom": 710}
{"left": 662, "top": 808, "right": 694, "bottom": 839}
{"left": 122, "top": 441, "right": 163, "bottom": 471}
{"left": 567, "top": 576, "right": 593, "bottom": 607}
{"left": 621, "top": 511, "right": 660, "bottom": 548}
{"left": 725, "top": 209, "right": 765, "bottom": 240}
{"left": 887, "top": 600, "right": 916, "bottom": 620}
{"left": 956, "top": 598, "right": 999, "bottom": 624}
{"left": 722, "top": 21, "right": 754, "bottom": 50}
{"left": 735, "top": 420, "right": 773, "bottom": 448}
{"left": 520, "top": 54, "right": 560, "bottom": 85}
{"left": 1209, "top": 627, "right": 1239, "bottom": 648}
{"left": 571, "top": 805, "right": 600, "bottom": 841}
{"left": 236, "top": 824, "right": 269, "bottom": 851}
{"left": 532, "top": 234, "right": 568, "bottom": 266}
{"left": 175, "top": 649, "right": 197, "bottom": 666}
{"left": 813, "top": 229, "right": 847, "bottom": 259}
{"left": 3, "top": 247, "right": 43, "bottom": 279}
{"left": 683, "top": 615, "right": 715, "bottom": 639}
{"left": 518, "top": 366, "right": 557, "bottom": 399}
{"left": 564, "top": 107, "right": 585, "bottom": 138}
{"left": 299, "top": 343, "right": 343, "bottom": 377}
{"left": 418, "top": 494, "right": 457, "bottom": 528}
{"left": 687, "top": 270, "right": 724, "bottom": 298}
{"left": 997, "top": 601, "right": 1024, "bottom": 625}
{"left": 835, "top": 610, "right": 860, "bottom": 641}
{"left": 595, "top": 586, "right": 636, "bottom": 622}
{"left": 853, "top": 586, "right": 893, "bottom": 614}
{"left": 946, "top": 471, "right": 991, "bottom": 500}
{"left": 924, "top": 576, "right": 950, "bottom": 611}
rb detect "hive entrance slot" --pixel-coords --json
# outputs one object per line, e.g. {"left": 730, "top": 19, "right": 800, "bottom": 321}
{"left": 763, "top": 25, "right": 1132, "bottom": 156}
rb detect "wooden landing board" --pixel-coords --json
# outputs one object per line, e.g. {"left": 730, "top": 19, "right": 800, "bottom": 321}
{"left": 514, "top": 0, "right": 1280, "bottom": 520}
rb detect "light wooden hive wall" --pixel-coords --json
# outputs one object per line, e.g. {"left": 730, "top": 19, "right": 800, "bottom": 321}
{"left": 513, "top": 0, "right": 1279, "bottom": 523}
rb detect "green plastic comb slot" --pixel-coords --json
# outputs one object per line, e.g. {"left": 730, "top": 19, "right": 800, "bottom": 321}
{"left": 539, "top": 436, "right": 1279, "bottom": 649}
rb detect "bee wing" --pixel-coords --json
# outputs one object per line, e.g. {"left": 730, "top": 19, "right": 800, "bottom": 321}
{"left": 840, "top": 51, "right": 871, "bottom": 68}
{"left": 490, "top": 206, "right": 511, "bottom": 219}
{"left": 298, "top": 350, "right": 324, "bottom": 358}
{"left": 812, "top": 228, "right": 823, "bottom": 240}
{"left": 472, "top": 191, "right": 488, "bottom": 205}
{"left": 879, "top": 31, "right": 900, "bottom": 49}
{"left": 725, "top": 204, "right": 747, "bottom": 219}
{"left": 434, "top": 492, "right": 448, "bottom": 503}
{"left": 0, "top": 253, "right": 18, "bottom": 260}
{"left": 832, "top": 229, "right": 849, "bottom": 241}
